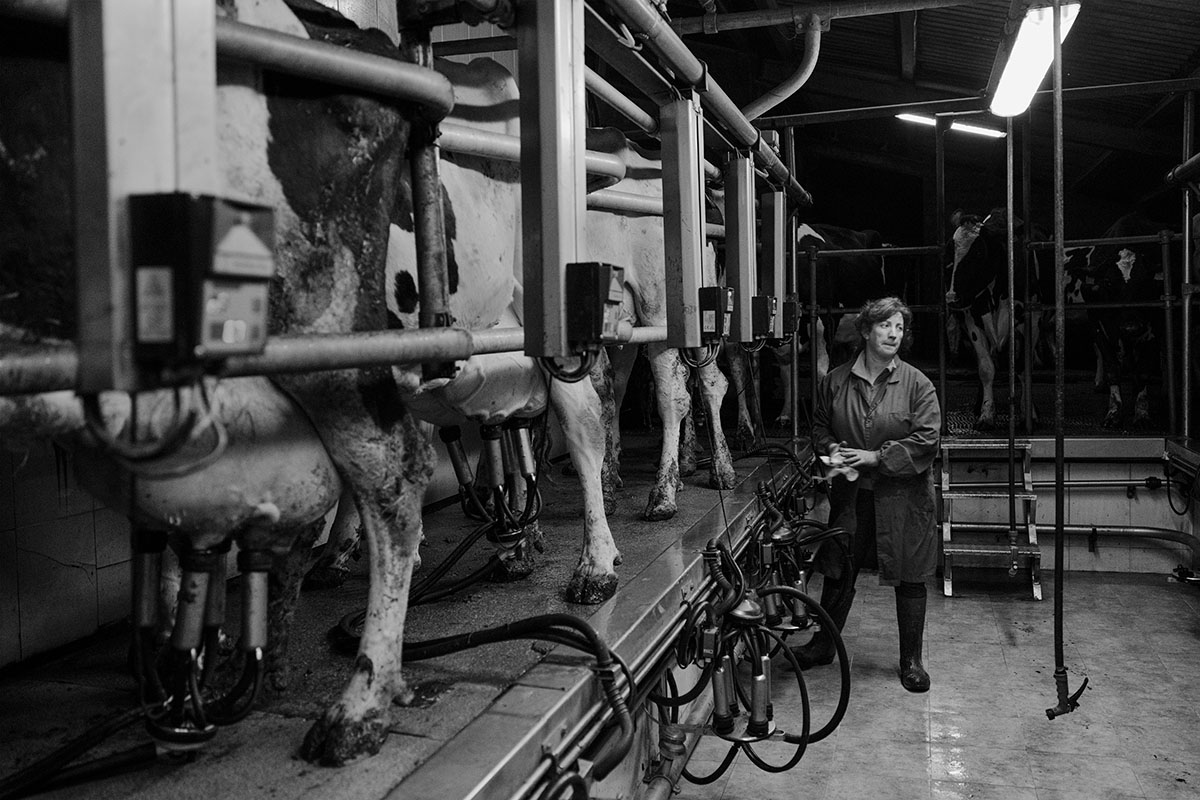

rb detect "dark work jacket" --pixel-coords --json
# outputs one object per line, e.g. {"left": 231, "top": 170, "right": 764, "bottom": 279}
{"left": 814, "top": 355, "right": 941, "bottom": 584}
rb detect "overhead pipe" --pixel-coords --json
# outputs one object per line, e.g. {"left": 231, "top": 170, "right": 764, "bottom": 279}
{"left": 740, "top": 13, "right": 822, "bottom": 122}
{"left": 585, "top": 66, "right": 659, "bottom": 135}
{"left": 669, "top": 0, "right": 976, "bottom": 35}
{"left": 603, "top": 0, "right": 813, "bottom": 206}
{"left": 4, "top": 1, "right": 457, "bottom": 121}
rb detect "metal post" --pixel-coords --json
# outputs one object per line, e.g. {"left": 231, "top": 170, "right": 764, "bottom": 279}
{"left": 784, "top": 127, "right": 802, "bottom": 444}
{"left": 1006, "top": 114, "right": 1018, "bottom": 575}
{"left": 517, "top": 0, "right": 586, "bottom": 358}
{"left": 1160, "top": 231, "right": 1178, "bottom": 434}
{"left": 1182, "top": 91, "right": 1195, "bottom": 438}
{"left": 1022, "top": 112, "right": 1034, "bottom": 434}
{"left": 725, "top": 154, "right": 757, "bottom": 343}
{"left": 935, "top": 117, "right": 947, "bottom": 431}
{"left": 660, "top": 91, "right": 708, "bottom": 350}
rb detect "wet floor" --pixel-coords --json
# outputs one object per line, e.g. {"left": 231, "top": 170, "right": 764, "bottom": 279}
{"left": 680, "top": 569, "right": 1200, "bottom": 800}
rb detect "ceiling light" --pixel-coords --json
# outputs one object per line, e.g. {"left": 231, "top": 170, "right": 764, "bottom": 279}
{"left": 950, "top": 121, "right": 1006, "bottom": 139}
{"left": 895, "top": 113, "right": 936, "bottom": 126}
{"left": 990, "top": 2, "right": 1081, "bottom": 117}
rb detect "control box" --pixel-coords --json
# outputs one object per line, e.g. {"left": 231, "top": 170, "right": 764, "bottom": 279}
{"left": 130, "top": 193, "right": 274, "bottom": 385}
{"left": 751, "top": 295, "right": 777, "bottom": 339}
{"left": 565, "top": 262, "right": 625, "bottom": 351}
{"left": 698, "top": 286, "right": 735, "bottom": 343}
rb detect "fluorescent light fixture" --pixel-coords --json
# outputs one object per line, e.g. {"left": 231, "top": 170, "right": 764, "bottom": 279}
{"left": 896, "top": 114, "right": 1006, "bottom": 138}
{"left": 990, "top": 2, "right": 1081, "bottom": 117}
{"left": 950, "top": 121, "right": 1006, "bottom": 138}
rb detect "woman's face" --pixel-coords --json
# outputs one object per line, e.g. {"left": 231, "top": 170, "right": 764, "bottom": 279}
{"left": 864, "top": 311, "right": 905, "bottom": 360}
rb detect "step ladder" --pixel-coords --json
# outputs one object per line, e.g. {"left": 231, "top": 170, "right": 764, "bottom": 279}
{"left": 939, "top": 438, "right": 1042, "bottom": 600}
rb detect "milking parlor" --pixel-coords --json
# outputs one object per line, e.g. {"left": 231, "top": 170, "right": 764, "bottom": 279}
{"left": 2, "top": 1, "right": 1200, "bottom": 800}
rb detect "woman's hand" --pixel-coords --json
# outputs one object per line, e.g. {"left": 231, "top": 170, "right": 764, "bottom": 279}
{"left": 840, "top": 447, "right": 881, "bottom": 468}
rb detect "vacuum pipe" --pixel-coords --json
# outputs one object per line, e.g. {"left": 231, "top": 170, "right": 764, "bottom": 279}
{"left": 588, "top": 189, "right": 726, "bottom": 239}
{"left": 603, "top": 0, "right": 813, "bottom": 206}
{"left": 740, "top": 14, "right": 821, "bottom": 122}
{"left": 669, "top": 0, "right": 975, "bottom": 35}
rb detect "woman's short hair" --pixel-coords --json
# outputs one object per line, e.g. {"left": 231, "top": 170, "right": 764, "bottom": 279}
{"left": 853, "top": 296, "right": 913, "bottom": 351}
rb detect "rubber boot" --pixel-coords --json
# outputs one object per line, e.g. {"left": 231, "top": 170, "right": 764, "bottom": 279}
{"left": 790, "top": 582, "right": 855, "bottom": 670}
{"left": 896, "top": 585, "right": 930, "bottom": 693}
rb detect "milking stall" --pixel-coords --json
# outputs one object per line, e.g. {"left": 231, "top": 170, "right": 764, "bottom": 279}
{"left": 4, "top": 0, "right": 1200, "bottom": 798}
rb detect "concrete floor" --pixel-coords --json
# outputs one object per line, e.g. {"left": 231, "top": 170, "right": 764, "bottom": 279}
{"left": 681, "top": 569, "right": 1200, "bottom": 800}
{"left": 2, "top": 432, "right": 1198, "bottom": 800}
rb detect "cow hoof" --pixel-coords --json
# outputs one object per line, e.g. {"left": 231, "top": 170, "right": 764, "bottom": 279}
{"left": 491, "top": 547, "right": 536, "bottom": 582}
{"left": 564, "top": 572, "right": 618, "bottom": 604}
{"left": 302, "top": 563, "right": 351, "bottom": 591}
{"left": 643, "top": 500, "right": 677, "bottom": 521}
{"left": 708, "top": 465, "right": 737, "bottom": 490}
{"left": 300, "top": 708, "right": 390, "bottom": 766}
{"left": 1102, "top": 412, "right": 1122, "bottom": 429}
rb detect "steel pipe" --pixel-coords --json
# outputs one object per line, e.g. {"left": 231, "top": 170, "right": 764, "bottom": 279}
{"left": 587, "top": 189, "right": 726, "bottom": 239}
{"left": 949, "top": 522, "right": 1200, "bottom": 564}
{"left": 585, "top": 66, "right": 658, "bottom": 135}
{"left": 2, "top": 1, "right": 457, "bottom": 120}
{"left": 603, "top": 0, "right": 813, "bottom": 206}
{"left": 440, "top": 122, "right": 626, "bottom": 183}
{"left": 740, "top": 14, "right": 821, "bottom": 122}
{"left": 669, "top": 0, "right": 975, "bottom": 35}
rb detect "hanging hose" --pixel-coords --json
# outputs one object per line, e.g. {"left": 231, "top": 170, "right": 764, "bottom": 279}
{"left": 538, "top": 352, "right": 597, "bottom": 383}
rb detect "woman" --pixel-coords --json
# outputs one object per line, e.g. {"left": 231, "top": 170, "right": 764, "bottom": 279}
{"left": 793, "top": 296, "right": 941, "bottom": 692}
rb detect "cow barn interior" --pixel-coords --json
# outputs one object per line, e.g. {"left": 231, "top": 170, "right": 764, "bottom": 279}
{"left": 2, "top": 1, "right": 1200, "bottom": 799}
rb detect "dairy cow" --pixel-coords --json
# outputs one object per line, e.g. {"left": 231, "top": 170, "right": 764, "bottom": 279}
{"left": 0, "top": 0, "right": 623, "bottom": 767}
{"left": 944, "top": 208, "right": 1046, "bottom": 429}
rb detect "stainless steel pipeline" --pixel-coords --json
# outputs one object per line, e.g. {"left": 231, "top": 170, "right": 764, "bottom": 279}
{"left": 585, "top": 66, "right": 658, "bottom": 135}
{"left": 668, "top": 0, "right": 976, "bottom": 35}
{"left": 0, "top": 324, "right": 673, "bottom": 395}
{"left": 587, "top": 189, "right": 727, "bottom": 239}
{"left": 603, "top": 0, "right": 813, "bottom": 207}
{"left": 2, "top": 1, "right": 457, "bottom": 120}
{"left": 949, "top": 521, "right": 1200, "bottom": 564}
{"left": 440, "top": 122, "right": 626, "bottom": 183}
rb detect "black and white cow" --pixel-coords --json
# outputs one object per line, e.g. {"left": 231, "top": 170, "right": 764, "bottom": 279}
{"left": 944, "top": 208, "right": 1046, "bottom": 429}
{"left": 0, "top": 0, "right": 637, "bottom": 767}
{"left": 1067, "top": 212, "right": 1173, "bottom": 429}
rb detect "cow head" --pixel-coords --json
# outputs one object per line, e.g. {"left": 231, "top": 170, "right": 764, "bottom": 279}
{"left": 944, "top": 208, "right": 1031, "bottom": 313}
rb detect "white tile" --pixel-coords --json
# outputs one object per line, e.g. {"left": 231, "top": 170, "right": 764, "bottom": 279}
{"left": 16, "top": 515, "right": 98, "bottom": 659}
{"left": 11, "top": 443, "right": 94, "bottom": 527}
{"left": 96, "top": 562, "right": 131, "bottom": 627}
{"left": 0, "top": 528, "right": 19, "bottom": 667}
{"left": 94, "top": 507, "right": 130, "bottom": 568}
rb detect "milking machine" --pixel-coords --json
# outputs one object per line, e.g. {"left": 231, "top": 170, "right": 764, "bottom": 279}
{"left": 631, "top": 463, "right": 851, "bottom": 796}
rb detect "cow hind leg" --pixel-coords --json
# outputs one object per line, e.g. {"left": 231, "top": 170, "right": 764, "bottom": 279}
{"left": 1103, "top": 385, "right": 1124, "bottom": 429}
{"left": 644, "top": 345, "right": 690, "bottom": 521}
{"left": 696, "top": 359, "right": 736, "bottom": 490}
{"left": 302, "top": 492, "right": 361, "bottom": 590}
{"left": 265, "top": 515, "right": 330, "bottom": 693}
{"left": 551, "top": 378, "right": 621, "bottom": 605}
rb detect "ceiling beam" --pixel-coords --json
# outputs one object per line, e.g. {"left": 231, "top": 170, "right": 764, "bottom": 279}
{"left": 897, "top": 10, "right": 917, "bottom": 82}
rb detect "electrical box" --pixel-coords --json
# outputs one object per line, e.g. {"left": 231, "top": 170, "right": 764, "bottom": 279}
{"left": 130, "top": 193, "right": 274, "bottom": 386}
{"left": 780, "top": 300, "right": 800, "bottom": 337}
{"left": 751, "top": 295, "right": 777, "bottom": 340}
{"left": 698, "top": 286, "right": 735, "bottom": 343}
{"left": 565, "top": 262, "right": 625, "bottom": 352}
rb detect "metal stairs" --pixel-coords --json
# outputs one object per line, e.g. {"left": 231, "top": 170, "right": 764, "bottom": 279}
{"left": 939, "top": 438, "right": 1043, "bottom": 600}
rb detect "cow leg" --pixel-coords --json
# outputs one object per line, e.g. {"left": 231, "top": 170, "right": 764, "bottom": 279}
{"left": 644, "top": 343, "right": 690, "bottom": 521}
{"left": 606, "top": 344, "right": 642, "bottom": 494}
{"left": 590, "top": 347, "right": 620, "bottom": 515}
{"left": 1105, "top": 385, "right": 1124, "bottom": 428}
{"left": 1130, "top": 328, "right": 1158, "bottom": 429}
{"left": 679, "top": 406, "right": 698, "bottom": 477}
{"left": 265, "top": 515, "right": 330, "bottom": 693}
{"left": 551, "top": 376, "right": 622, "bottom": 605}
{"left": 726, "top": 346, "right": 762, "bottom": 448}
{"left": 814, "top": 317, "right": 830, "bottom": 380}
{"left": 294, "top": 380, "right": 433, "bottom": 766}
{"left": 696, "top": 358, "right": 737, "bottom": 490}
{"left": 303, "top": 491, "right": 361, "bottom": 590}
{"left": 963, "top": 314, "right": 997, "bottom": 429}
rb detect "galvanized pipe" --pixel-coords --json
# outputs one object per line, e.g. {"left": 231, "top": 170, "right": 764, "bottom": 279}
{"left": 3, "top": 1, "right": 457, "bottom": 120}
{"left": 740, "top": 14, "right": 821, "bottom": 122}
{"left": 1159, "top": 231, "right": 1179, "bottom": 434}
{"left": 585, "top": 66, "right": 658, "bottom": 135}
{"left": 1180, "top": 92, "right": 1195, "bottom": 438}
{"left": 587, "top": 189, "right": 726, "bottom": 239}
{"left": 669, "top": 0, "right": 976, "bottom": 35}
{"left": 439, "top": 122, "right": 626, "bottom": 184}
{"left": 950, "top": 522, "right": 1200, "bottom": 565}
{"left": 603, "top": 0, "right": 813, "bottom": 206}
